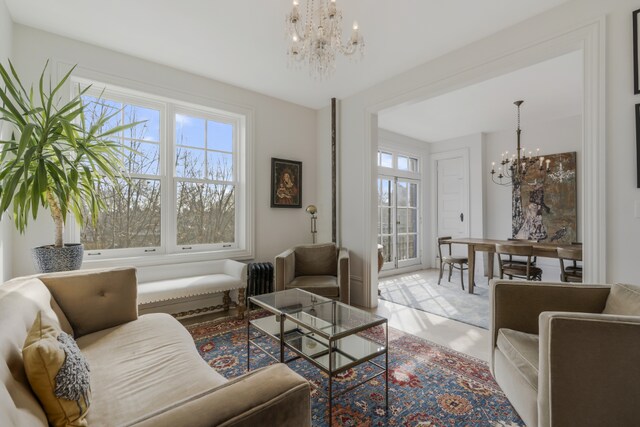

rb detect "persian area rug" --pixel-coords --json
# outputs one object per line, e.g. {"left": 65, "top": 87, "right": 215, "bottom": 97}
{"left": 186, "top": 314, "right": 523, "bottom": 427}
{"left": 379, "top": 269, "right": 489, "bottom": 329}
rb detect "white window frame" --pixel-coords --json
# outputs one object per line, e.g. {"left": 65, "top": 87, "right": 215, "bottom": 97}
{"left": 67, "top": 77, "right": 254, "bottom": 266}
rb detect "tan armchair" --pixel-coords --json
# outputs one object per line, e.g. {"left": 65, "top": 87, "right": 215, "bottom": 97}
{"left": 275, "top": 243, "right": 350, "bottom": 304}
{"left": 490, "top": 280, "right": 640, "bottom": 427}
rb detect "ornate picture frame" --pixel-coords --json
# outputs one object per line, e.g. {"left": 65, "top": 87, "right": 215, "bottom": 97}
{"left": 270, "top": 158, "right": 302, "bottom": 208}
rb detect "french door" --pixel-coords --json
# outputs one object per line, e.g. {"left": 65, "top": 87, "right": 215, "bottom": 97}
{"left": 378, "top": 176, "right": 420, "bottom": 271}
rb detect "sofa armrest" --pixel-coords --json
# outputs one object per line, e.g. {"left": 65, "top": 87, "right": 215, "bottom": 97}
{"left": 490, "top": 280, "right": 610, "bottom": 356}
{"left": 224, "top": 259, "right": 248, "bottom": 283}
{"left": 537, "top": 312, "right": 640, "bottom": 427}
{"left": 337, "top": 248, "right": 350, "bottom": 305}
{"left": 130, "top": 364, "right": 310, "bottom": 427}
{"left": 38, "top": 267, "right": 138, "bottom": 337}
{"left": 275, "top": 249, "right": 295, "bottom": 292}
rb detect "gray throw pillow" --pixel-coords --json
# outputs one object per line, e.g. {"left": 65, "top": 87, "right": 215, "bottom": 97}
{"left": 602, "top": 283, "right": 640, "bottom": 315}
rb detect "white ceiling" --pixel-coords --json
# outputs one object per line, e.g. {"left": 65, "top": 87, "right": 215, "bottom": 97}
{"left": 4, "top": 0, "right": 569, "bottom": 109}
{"left": 378, "top": 50, "right": 583, "bottom": 142}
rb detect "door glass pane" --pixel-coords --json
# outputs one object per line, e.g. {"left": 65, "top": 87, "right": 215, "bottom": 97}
{"left": 381, "top": 208, "right": 392, "bottom": 234}
{"left": 408, "top": 208, "right": 418, "bottom": 233}
{"left": 409, "top": 183, "right": 418, "bottom": 208}
{"left": 408, "top": 235, "right": 418, "bottom": 259}
{"left": 382, "top": 236, "right": 392, "bottom": 262}
{"left": 398, "top": 235, "right": 408, "bottom": 261}
{"left": 397, "top": 181, "right": 408, "bottom": 207}
{"left": 397, "top": 208, "right": 408, "bottom": 233}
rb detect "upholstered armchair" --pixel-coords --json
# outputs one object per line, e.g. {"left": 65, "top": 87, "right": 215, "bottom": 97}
{"left": 490, "top": 280, "right": 640, "bottom": 427}
{"left": 275, "top": 243, "right": 350, "bottom": 305}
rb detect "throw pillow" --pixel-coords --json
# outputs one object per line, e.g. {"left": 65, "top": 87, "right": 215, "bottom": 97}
{"left": 602, "top": 283, "right": 640, "bottom": 316}
{"left": 23, "top": 311, "right": 91, "bottom": 427}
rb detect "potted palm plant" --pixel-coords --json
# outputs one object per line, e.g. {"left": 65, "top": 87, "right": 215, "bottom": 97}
{"left": 0, "top": 61, "right": 136, "bottom": 272}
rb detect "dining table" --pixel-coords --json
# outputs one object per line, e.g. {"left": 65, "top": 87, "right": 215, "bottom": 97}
{"left": 444, "top": 237, "right": 575, "bottom": 294}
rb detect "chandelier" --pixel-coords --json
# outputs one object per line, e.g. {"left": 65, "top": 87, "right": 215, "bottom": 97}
{"left": 286, "top": 0, "right": 365, "bottom": 79}
{"left": 490, "top": 100, "right": 550, "bottom": 186}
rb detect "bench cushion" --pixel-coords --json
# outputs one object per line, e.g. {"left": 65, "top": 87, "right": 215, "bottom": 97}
{"left": 138, "top": 274, "right": 243, "bottom": 305}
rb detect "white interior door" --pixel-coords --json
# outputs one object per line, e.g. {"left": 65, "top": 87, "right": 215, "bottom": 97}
{"left": 437, "top": 156, "right": 469, "bottom": 255}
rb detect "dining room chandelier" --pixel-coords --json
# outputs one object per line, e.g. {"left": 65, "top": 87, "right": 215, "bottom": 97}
{"left": 490, "top": 100, "right": 550, "bottom": 186}
{"left": 286, "top": 0, "right": 365, "bottom": 79}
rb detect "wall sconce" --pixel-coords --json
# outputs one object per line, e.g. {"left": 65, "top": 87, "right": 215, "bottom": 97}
{"left": 306, "top": 205, "right": 317, "bottom": 243}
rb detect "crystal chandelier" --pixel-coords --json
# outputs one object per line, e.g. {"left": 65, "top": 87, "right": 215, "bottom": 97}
{"left": 490, "top": 100, "right": 550, "bottom": 186}
{"left": 286, "top": 0, "right": 365, "bottom": 79}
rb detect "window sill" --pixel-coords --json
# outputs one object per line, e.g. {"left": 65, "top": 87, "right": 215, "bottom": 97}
{"left": 80, "top": 248, "right": 254, "bottom": 270}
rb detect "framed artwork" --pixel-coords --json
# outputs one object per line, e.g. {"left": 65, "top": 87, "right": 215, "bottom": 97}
{"left": 636, "top": 104, "right": 640, "bottom": 188}
{"left": 271, "top": 158, "right": 302, "bottom": 208}
{"left": 634, "top": 9, "right": 640, "bottom": 94}
{"left": 512, "top": 152, "right": 577, "bottom": 244}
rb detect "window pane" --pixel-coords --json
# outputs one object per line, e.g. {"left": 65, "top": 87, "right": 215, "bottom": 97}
{"left": 176, "top": 182, "right": 235, "bottom": 245}
{"left": 382, "top": 236, "right": 392, "bottom": 263}
{"left": 81, "top": 179, "right": 161, "bottom": 250}
{"left": 207, "top": 152, "right": 233, "bottom": 181}
{"left": 176, "top": 114, "right": 205, "bottom": 148}
{"left": 82, "top": 96, "right": 122, "bottom": 137}
{"left": 381, "top": 207, "right": 392, "bottom": 234}
{"left": 207, "top": 121, "right": 233, "bottom": 152}
{"left": 379, "top": 152, "right": 393, "bottom": 168}
{"left": 175, "top": 147, "right": 205, "bottom": 178}
{"left": 398, "top": 156, "right": 409, "bottom": 170}
{"left": 409, "top": 157, "right": 419, "bottom": 172}
{"left": 378, "top": 178, "right": 393, "bottom": 207}
{"left": 398, "top": 235, "right": 408, "bottom": 261}
{"left": 123, "top": 105, "right": 160, "bottom": 142}
{"left": 124, "top": 141, "right": 160, "bottom": 176}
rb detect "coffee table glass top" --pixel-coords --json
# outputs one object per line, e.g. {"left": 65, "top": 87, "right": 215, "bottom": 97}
{"left": 250, "top": 288, "right": 385, "bottom": 340}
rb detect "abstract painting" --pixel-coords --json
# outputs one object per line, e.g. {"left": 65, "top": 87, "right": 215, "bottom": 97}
{"left": 512, "top": 151, "right": 577, "bottom": 244}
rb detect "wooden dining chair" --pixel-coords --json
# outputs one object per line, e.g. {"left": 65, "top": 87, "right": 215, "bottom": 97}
{"left": 503, "top": 238, "right": 538, "bottom": 267}
{"left": 558, "top": 245, "right": 583, "bottom": 282}
{"left": 495, "top": 243, "right": 543, "bottom": 281}
{"left": 437, "top": 236, "right": 469, "bottom": 290}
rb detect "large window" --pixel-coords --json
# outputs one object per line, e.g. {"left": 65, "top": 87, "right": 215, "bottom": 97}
{"left": 74, "top": 80, "right": 250, "bottom": 261}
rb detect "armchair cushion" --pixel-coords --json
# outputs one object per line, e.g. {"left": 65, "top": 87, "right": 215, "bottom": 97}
{"left": 294, "top": 243, "right": 337, "bottom": 276}
{"left": 287, "top": 276, "right": 339, "bottom": 298}
{"left": 603, "top": 283, "right": 640, "bottom": 315}
{"left": 496, "top": 328, "right": 539, "bottom": 391}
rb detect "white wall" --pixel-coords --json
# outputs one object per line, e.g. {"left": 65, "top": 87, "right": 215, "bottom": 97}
{"left": 315, "top": 106, "right": 332, "bottom": 244}
{"left": 0, "top": 0, "right": 12, "bottom": 281}
{"left": 9, "top": 24, "right": 317, "bottom": 278}
{"left": 330, "top": 0, "right": 640, "bottom": 307}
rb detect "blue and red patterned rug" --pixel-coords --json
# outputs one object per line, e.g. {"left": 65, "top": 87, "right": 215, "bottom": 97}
{"left": 187, "top": 314, "right": 524, "bottom": 427}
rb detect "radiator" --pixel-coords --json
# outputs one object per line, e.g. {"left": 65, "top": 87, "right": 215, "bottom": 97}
{"left": 247, "top": 262, "right": 274, "bottom": 297}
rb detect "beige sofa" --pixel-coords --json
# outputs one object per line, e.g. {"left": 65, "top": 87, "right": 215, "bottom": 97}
{"left": 1, "top": 267, "right": 311, "bottom": 427}
{"left": 275, "top": 243, "right": 350, "bottom": 304}
{"left": 490, "top": 280, "right": 640, "bottom": 427}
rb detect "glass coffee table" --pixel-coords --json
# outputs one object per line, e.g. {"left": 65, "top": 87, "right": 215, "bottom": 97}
{"left": 247, "top": 288, "right": 388, "bottom": 421}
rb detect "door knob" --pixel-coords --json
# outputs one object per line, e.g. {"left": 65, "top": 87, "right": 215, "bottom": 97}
{"left": 460, "top": 213, "right": 464, "bottom": 222}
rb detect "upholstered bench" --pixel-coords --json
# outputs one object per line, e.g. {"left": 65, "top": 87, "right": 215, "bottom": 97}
{"left": 136, "top": 259, "right": 247, "bottom": 319}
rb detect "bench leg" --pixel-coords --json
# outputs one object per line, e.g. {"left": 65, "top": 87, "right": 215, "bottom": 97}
{"left": 223, "top": 290, "right": 231, "bottom": 313}
{"left": 237, "top": 287, "right": 246, "bottom": 320}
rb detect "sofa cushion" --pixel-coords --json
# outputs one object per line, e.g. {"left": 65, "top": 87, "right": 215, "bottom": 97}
{"left": 602, "top": 283, "right": 640, "bottom": 316}
{"left": 39, "top": 268, "right": 138, "bottom": 337}
{"left": 22, "top": 311, "right": 91, "bottom": 427}
{"left": 287, "top": 276, "right": 339, "bottom": 298}
{"left": 295, "top": 243, "right": 337, "bottom": 277}
{"left": 496, "top": 328, "right": 539, "bottom": 391}
{"left": 77, "top": 313, "right": 226, "bottom": 426}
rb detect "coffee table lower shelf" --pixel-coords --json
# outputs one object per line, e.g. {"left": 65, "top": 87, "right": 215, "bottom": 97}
{"left": 247, "top": 313, "right": 388, "bottom": 423}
